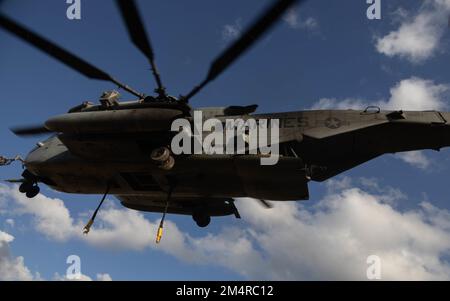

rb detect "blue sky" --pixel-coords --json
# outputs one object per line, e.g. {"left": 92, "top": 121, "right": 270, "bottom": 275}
{"left": 1, "top": 0, "right": 450, "bottom": 280}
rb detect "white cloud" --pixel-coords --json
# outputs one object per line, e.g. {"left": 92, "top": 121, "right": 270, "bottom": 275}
{"left": 2, "top": 179, "right": 450, "bottom": 280}
{"left": 222, "top": 9, "right": 318, "bottom": 44}
{"left": 311, "top": 97, "right": 366, "bottom": 110}
{"left": 0, "top": 230, "right": 35, "bottom": 281}
{"left": 5, "top": 219, "right": 14, "bottom": 227}
{"left": 0, "top": 184, "right": 157, "bottom": 250}
{"left": 226, "top": 188, "right": 450, "bottom": 280}
{"left": 395, "top": 151, "right": 431, "bottom": 169}
{"left": 153, "top": 184, "right": 450, "bottom": 280}
{"left": 96, "top": 273, "right": 113, "bottom": 281}
{"left": 3, "top": 187, "right": 77, "bottom": 241}
{"left": 312, "top": 77, "right": 449, "bottom": 111}
{"left": 53, "top": 273, "right": 112, "bottom": 281}
{"left": 53, "top": 272, "right": 112, "bottom": 281}
{"left": 53, "top": 272, "right": 93, "bottom": 281}
{"left": 376, "top": 1, "right": 450, "bottom": 63}
{"left": 81, "top": 206, "right": 155, "bottom": 250}
{"left": 354, "top": 177, "right": 407, "bottom": 205}
{"left": 283, "top": 8, "right": 318, "bottom": 30}
{"left": 389, "top": 7, "right": 409, "bottom": 24}
{"left": 221, "top": 19, "right": 242, "bottom": 42}
{"left": 436, "top": 0, "right": 450, "bottom": 9}
{"left": 0, "top": 185, "right": 196, "bottom": 258}
{"left": 387, "top": 77, "right": 448, "bottom": 111}
{"left": 376, "top": 11, "right": 440, "bottom": 62}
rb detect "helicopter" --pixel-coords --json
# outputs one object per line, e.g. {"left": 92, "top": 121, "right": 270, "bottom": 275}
{"left": 2, "top": 0, "right": 450, "bottom": 244}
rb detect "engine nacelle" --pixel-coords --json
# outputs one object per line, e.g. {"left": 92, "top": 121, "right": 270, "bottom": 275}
{"left": 45, "top": 108, "right": 184, "bottom": 134}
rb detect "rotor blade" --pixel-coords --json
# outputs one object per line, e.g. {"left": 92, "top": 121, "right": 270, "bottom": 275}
{"left": 256, "top": 199, "right": 273, "bottom": 209}
{"left": 116, "top": 0, "right": 165, "bottom": 95}
{"left": 4, "top": 179, "right": 26, "bottom": 184}
{"left": 182, "top": 0, "right": 301, "bottom": 102}
{"left": 10, "top": 125, "right": 52, "bottom": 137}
{"left": 0, "top": 13, "right": 144, "bottom": 98}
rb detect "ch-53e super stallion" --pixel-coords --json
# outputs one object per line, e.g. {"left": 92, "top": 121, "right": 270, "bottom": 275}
{"left": 2, "top": 0, "right": 450, "bottom": 243}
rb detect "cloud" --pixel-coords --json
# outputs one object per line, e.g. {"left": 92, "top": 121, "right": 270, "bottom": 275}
{"left": 81, "top": 206, "right": 156, "bottom": 250}
{"left": 311, "top": 97, "right": 367, "bottom": 111}
{"left": 389, "top": 7, "right": 409, "bottom": 24}
{"left": 395, "top": 151, "right": 431, "bottom": 169}
{"left": 222, "top": 187, "right": 450, "bottom": 280}
{"left": 53, "top": 272, "right": 112, "bottom": 281}
{"left": 140, "top": 184, "right": 450, "bottom": 280}
{"left": 376, "top": 1, "right": 450, "bottom": 63}
{"left": 387, "top": 77, "right": 449, "bottom": 110}
{"left": 311, "top": 77, "right": 449, "bottom": 111}
{"left": 0, "top": 224, "right": 111, "bottom": 281}
{"left": 221, "top": 9, "right": 318, "bottom": 44}
{"left": 3, "top": 179, "right": 450, "bottom": 280}
{"left": 0, "top": 230, "right": 35, "bottom": 281}
{"left": 5, "top": 219, "right": 14, "bottom": 227}
{"left": 96, "top": 273, "right": 113, "bottom": 281}
{"left": 221, "top": 19, "right": 242, "bottom": 42}
{"left": 283, "top": 8, "right": 318, "bottom": 30}
{"left": 0, "top": 184, "right": 195, "bottom": 258}
{"left": 53, "top": 272, "right": 93, "bottom": 281}
{"left": 0, "top": 184, "right": 155, "bottom": 249}
{"left": 1, "top": 187, "right": 77, "bottom": 241}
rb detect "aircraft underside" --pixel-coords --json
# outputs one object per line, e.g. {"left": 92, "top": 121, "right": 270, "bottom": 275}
{"left": 14, "top": 109, "right": 450, "bottom": 229}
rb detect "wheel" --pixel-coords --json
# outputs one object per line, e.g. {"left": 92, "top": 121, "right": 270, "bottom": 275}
{"left": 26, "top": 185, "right": 40, "bottom": 199}
{"left": 159, "top": 156, "right": 175, "bottom": 171}
{"left": 195, "top": 216, "right": 211, "bottom": 228}
{"left": 151, "top": 147, "right": 170, "bottom": 162}
{"left": 19, "top": 182, "right": 32, "bottom": 193}
{"left": 193, "top": 212, "right": 211, "bottom": 228}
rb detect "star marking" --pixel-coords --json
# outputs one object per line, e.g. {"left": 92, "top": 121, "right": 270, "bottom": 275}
{"left": 325, "top": 117, "right": 342, "bottom": 129}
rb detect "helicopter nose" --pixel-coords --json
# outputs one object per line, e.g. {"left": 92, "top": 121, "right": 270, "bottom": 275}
{"left": 24, "top": 144, "right": 47, "bottom": 173}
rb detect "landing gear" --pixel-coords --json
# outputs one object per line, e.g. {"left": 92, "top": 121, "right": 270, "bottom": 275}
{"left": 151, "top": 147, "right": 175, "bottom": 170}
{"left": 25, "top": 185, "right": 40, "bottom": 199}
{"left": 18, "top": 178, "right": 40, "bottom": 199}
{"left": 17, "top": 170, "right": 41, "bottom": 199}
{"left": 192, "top": 211, "right": 211, "bottom": 228}
{"left": 19, "top": 182, "right": 32, "bottom": 193}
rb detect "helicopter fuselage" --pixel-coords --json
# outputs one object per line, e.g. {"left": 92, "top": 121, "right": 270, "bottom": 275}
{"left": 23, "top": 107, "right": 450, "bottom": 214}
